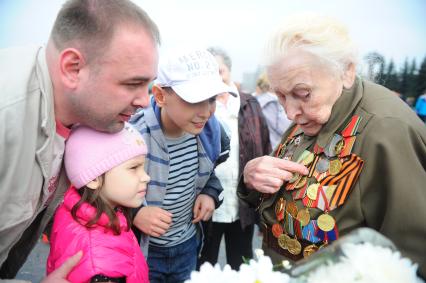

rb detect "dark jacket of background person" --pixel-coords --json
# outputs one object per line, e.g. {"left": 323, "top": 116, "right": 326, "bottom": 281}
{"left": 239, "top": 78, "right": 426, "bottom": 278}
{"left": 237, "top": 92, "right": 272, "bottom": 229}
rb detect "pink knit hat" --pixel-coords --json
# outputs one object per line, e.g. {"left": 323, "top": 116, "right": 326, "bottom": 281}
{"left": 65, "top": 123, "right": 148, "bottom": 188}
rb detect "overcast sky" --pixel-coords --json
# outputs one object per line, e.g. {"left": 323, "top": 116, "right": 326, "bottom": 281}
{"left": 1, "top": 0, "right": 425, "bottom": 82}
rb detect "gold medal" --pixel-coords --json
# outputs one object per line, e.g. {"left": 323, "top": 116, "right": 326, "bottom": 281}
{"left": 294, "top": 176, "right": 307, "bottom": 189}
{"left": 317, "top": 214, "right": 335, "bottom": 232}
{"left": 286, "top": 201, "right": 298, "bottom": 218}
{"left": 296, "top": 208, "right": 310, "bottom": 226}
{"left": 278, "top": 234, "right": 290, "bottom": 250}
{"left": 329, "top": 159, "right": 342, "bottom": 175}
{"left": 306, "top": 183, "right": 319, "bottom": 200}
{"left": 286, "top": 238, "right": 302, "bottom": 255}
{"left": 272, "top": 223, "right": 283, "bottom": 238}
{"left": 303, "top": 244, "right": 319, "bottom": 258}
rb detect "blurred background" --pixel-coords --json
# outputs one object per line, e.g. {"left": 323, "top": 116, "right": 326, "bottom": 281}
{"left": 1, "top": 0, "right": 426, "bottom": 101}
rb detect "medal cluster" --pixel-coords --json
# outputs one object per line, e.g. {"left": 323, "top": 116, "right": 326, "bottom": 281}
{"left": 269, "top": 115, "right": 364, "bottom": 259}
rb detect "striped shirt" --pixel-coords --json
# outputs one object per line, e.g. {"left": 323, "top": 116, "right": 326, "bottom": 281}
{"left": 149, "top": 133, "right": 198, "bottom": 247}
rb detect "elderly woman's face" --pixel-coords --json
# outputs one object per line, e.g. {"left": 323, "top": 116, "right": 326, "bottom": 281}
{"left": 268, "top": 50, "right": 346, "bottom": 136}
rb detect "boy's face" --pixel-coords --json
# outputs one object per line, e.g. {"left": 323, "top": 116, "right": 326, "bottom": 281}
{"left": 155, "top": 87, "right": 217, "bottom": 137}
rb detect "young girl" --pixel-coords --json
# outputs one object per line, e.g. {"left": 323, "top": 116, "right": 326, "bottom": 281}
{"left": 47, "top": 123, "right": 150, "bottom": 283}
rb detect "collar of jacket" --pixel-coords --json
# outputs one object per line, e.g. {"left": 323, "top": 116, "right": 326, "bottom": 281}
{"left": 293, "top": 77, "right": 364, "bottom": 148}
{"left": 36, "top": 46, "right": 55, "bottom": 138}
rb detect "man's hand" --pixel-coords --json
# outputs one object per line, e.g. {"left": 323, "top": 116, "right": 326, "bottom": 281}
{"left": 133, "top": 206, "right": 172, "bottom": 237}
{"left": 192, "top": 194, "right": 215, "bottom": 223}
{"left": 243, "top": 155, "right": 309, "bottom": 194}
{"left": 41, "top": 251, "right": 82, "bottom": 283}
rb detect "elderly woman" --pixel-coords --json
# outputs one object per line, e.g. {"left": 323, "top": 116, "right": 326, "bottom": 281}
{"left": 239, "top": 14, "right": 426, "bottom": 278}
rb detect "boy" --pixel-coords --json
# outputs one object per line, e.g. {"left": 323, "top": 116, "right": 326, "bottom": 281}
{"left": 130, "top": 49, "right": 235, "bottom": 283}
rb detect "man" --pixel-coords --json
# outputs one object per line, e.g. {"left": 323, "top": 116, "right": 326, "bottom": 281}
{"left": 0, "top": 0, "right": 159, "bottom": 281}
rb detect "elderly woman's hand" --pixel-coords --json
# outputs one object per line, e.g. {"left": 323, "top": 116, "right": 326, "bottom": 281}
{"left": 243, "top": 155, "right": 309, "bottom": 194}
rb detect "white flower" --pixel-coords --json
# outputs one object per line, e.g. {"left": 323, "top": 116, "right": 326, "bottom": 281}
{"left": 185, "top": 253, "right": 290, "bottom": 283}
{"left": 305, "top": 243, "right": 419, "bottom": 283}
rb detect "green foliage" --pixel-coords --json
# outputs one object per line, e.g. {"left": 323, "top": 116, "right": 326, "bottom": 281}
{"left": 363, "top": 52, "right": 426, "bottom": 99}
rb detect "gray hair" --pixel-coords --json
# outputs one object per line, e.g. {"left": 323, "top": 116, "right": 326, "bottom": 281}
{"left": 50, "top": 0, "right": 160, "bottom": 61}
{"left": 207, "top": 47, "right": 232, "bottom": 71}
{"left": 264, "top": 13, "right": 358, "bottom": 76}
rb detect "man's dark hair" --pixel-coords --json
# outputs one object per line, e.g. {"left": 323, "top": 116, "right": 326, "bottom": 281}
{"left": 50, "top": 0, "right": 160, "bottom": 61}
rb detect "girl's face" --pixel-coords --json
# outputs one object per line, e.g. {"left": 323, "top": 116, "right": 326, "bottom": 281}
{"left": 100, "top": 155, "right": 150, "bottom": 208}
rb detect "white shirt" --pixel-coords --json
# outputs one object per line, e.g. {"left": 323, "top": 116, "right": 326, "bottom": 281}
{"left": 213, "top": 89, "right": 241, "bottom": 223}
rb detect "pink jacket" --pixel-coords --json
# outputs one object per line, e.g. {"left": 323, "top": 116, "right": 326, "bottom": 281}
{"left": 47, "top": 186, "right": 149, "bottom": 283}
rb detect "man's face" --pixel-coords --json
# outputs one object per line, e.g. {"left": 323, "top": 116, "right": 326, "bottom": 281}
{"left": 70, "top": 26, "right": 159, "bottom": 133}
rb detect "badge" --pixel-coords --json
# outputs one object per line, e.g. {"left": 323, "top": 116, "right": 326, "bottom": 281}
{"left": 294, "top": 135, "right": 302, "bottom": 145}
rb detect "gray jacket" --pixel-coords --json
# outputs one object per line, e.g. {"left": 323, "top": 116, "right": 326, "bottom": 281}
{"left": 0, "top": 46, "right": 69, "bottom": 279}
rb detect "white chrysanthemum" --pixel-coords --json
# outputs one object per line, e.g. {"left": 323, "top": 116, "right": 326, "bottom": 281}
{"left": 306, "top": 243, "right": 419, "bottom": 283}
{"left": 186, "top": 254, "right": 290, "bottom": 283}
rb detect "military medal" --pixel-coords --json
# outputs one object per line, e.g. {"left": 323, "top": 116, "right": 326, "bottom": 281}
{"left": 317, "top": 213, "right": 335, "bottom": 232}
{"left": 297, "top": 150, "right": 314, "bottom": 166}
{"left": 275, "top": 197, "right": 285, "bottom": 215}
{"left": 289, "top": 173, "right": 299, "bottom": 184}
{"left": 316, "top": 157, "right": 329, "bottom": 173}
{"left": 272, "top": 223, "right": 284, "bottom": 238}
{"left": 328, "top": 158, "right": 342, "bottom": 175}
{"left": 306, "top": 183, "right": 319, "bottom": 200}
{"left": 286, "top": 237, "right": 302, "bottom": 255}
{"left": 334, "top": 139, "right": 345, "bottom": 155}
{"left": 286, "top": 201, "right": 298, "bottom": 218}
{"left": 303, "top": 244, "right": 319, "bottom": 258}
{"left": 296, "top": 208, "right": 310, "bottom": 226}
{"left": 294, "top": 175, "right": 307, "bottom": 189}
{"left": 278, "top": 234, "right": 290, "bottom": 250}
{"left": 324, "top": 134, "right": 343, "bottom": 158}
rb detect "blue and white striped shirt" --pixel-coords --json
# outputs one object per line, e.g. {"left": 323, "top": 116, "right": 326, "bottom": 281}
{"left": 149, "top": 134, "right": 198, "bottom": 247}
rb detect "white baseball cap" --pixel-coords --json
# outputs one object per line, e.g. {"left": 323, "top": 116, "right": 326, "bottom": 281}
{"left": 155, "top": 49, "right": 237, "bottom": 103}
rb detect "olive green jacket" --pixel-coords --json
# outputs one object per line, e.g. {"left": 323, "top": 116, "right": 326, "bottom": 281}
{"left": 239, "top": 78, "right": 426, "bottom": 278}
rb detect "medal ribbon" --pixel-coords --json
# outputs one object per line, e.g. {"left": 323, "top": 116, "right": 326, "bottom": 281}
{"left": 302, "top": 221, "right": 321, "bottom": 243}
{"left": 341, "top": 115, "right": 362, "bottom": 137}
{"left": 320, "top": 154, "right": 363, "bottom": 209}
